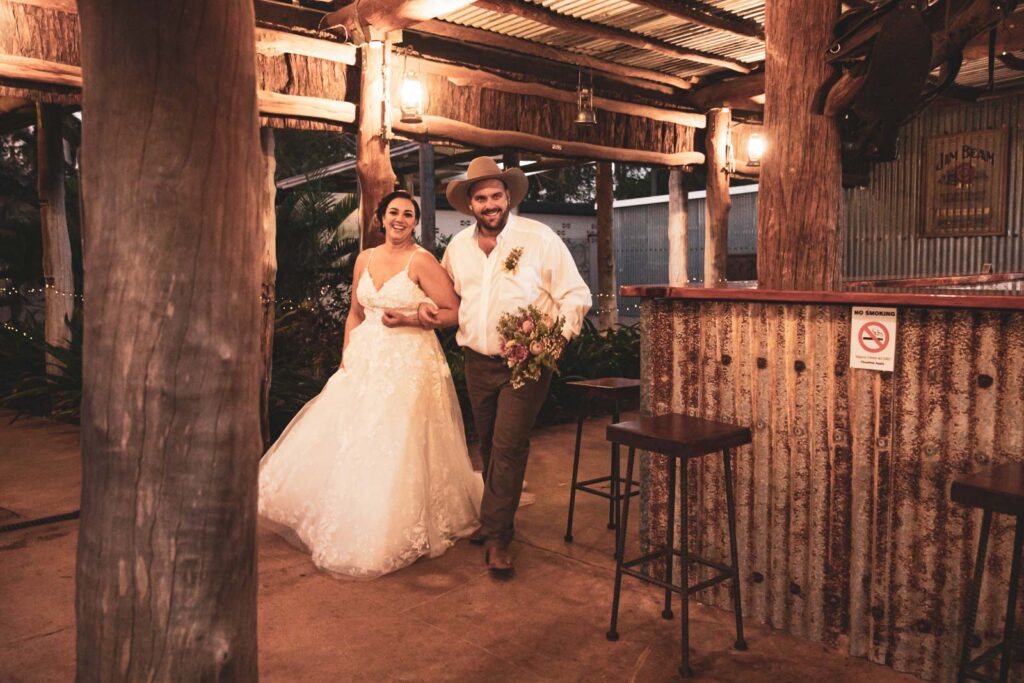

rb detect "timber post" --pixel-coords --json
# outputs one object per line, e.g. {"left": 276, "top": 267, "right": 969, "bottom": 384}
{"left": 704, "top": 107, "right": 730, "bottom": 286}
{"left": 75, "top": 0, "right": 263, "bottom": 677}
{"left": 756, "top": 0, "right": 843, "bottom": 290}
{"left": 356, "top": 38, "right": 398, "bottom": 250}
{"left": 418, "top": 141, "right": 436, "bottom": 250}
{"left": 596, "top": 160, "right": 617, "bottom": 329}
{"left": 35, "top": 102, "right": 74, "bottom": 372}
{"left": 668, "top": 166, "right": 689, "bottom": 286}
{"left": 259, "top": 127, "right": 278, "bottom": 452}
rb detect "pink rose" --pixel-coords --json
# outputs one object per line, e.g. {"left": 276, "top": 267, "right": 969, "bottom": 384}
{"left": 530, "top": 341, "right": 544, "bottom": 355}
{"left": 512, "top": 344, "right": 529, "bottom": 363}
{"left": 499, "top": 337, "right": 507, "bottom": 353}
{"left": 521, "top": 319, "right": 535, "bottom": 334}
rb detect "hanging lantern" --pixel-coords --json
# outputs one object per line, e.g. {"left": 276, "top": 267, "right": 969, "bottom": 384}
{"left": 575, "top": 71, "right": 596, "bottom": 126}
{"left": 400, "top": 71, "right": 423, "bottom": 124}
{"left": 746, "top": 132, "right": 765, "bottom": 166}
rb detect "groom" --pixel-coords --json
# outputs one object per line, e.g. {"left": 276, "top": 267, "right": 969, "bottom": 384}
{"left": 420, "top": 156, "right": 592, "bottom": 575}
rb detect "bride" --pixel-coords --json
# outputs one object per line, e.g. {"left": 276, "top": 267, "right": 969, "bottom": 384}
{"left": 258, "top": 190, "right": 483, "bottom": 578}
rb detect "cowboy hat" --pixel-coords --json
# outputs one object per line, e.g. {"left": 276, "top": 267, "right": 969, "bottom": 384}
{"left": 444, "top": 156, "right": 528, "bottom": 216}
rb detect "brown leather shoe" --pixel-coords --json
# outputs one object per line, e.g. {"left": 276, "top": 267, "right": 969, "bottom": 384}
{"left": 485, "top": 544, "right": 514, "bottom": 576}
{"left": 468, "top": 528, "right": 485, "bottom": 545}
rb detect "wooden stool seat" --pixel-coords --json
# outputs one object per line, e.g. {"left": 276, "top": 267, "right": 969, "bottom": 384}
{"left": 605, "top": 412, "right": 751, "bottom": 678}
{"left": 952, "top": 463, "right": 1024, "bottom": 517}
{"left": 607, "top": 413, "right": 752, "bottom": 459}
{"left": 564, "top": 378, "right": 641, "bottom": 543}
{"left": 953, "top": 463, "right": 1024, "bottom": 683}
{"left": 567, "top": 377, "right": 642, "bottom": 395}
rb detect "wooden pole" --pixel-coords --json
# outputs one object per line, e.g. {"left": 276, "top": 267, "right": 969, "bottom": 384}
{"left": 76, "top": 0, "right": 263, "bottom": 678}
{"left": 704, "top": 107, "right": 731, "bottom": 286}
{"left": 35, "top": 102, "right": 74, "bottom": 371}
{"left": 357, "top": 40, "right": 398, "bottom": 251}
{"left": 596, "top": 161, "right": 617, "bottom": 329}
{"left": 668, "top": 167, "right": 689, "bottom": 286}
{"left": 504, "top": 151, "right": 521, "bottom": 216}
{"left": 418, "top": 141, "right": 436, "bottom": 251}
{"left": 259, "top": 127, "right": 278, "bottom": 452}
{"left": 757, "top": 1, "right": 843, "bottom": 290}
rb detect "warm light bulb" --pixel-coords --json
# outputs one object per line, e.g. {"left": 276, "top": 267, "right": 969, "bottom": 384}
{"left": 747, "top": 133, "right": 765, "bottom": 165}
{"left": 400, "top": 73, "right": 423, "bottom": 123}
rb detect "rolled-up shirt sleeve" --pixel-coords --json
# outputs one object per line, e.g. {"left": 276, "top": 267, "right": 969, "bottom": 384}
{"left": 543, "top": 235, "right": 592, "bottom": 340}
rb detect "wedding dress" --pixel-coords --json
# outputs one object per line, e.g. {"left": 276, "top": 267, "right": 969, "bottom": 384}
{"left": 258, "top": 249, "right": 483, "bottom": 578}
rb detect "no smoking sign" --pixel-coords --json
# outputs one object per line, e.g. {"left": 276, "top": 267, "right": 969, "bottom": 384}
{"left": 850, "top": 307, "right": 897, "bottom": 371}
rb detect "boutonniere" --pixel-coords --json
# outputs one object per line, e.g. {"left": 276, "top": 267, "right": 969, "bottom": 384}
{"left": 503, "top": 247, "right": 524, "bottom": 274}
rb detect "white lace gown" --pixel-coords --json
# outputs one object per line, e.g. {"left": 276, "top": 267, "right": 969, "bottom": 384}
{"left": 258, "top": 257, "right": 483, "bottom": 578}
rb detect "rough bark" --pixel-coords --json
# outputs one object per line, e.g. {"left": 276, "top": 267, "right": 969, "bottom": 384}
{"left": 596, "top": 161, "right": 617, "bottom": 329}
{"left": 259, "top": 127, "right": 278, "bottom": 452}
{"left": 418, "top": 141, "right": 436, "bottom": 250}
{"left": 75, "top": 0, "right": 262, "bottom": 679}
{"left": 35, "top": 102, "right": 74, "bottom": 370}
{"left": 757, "top": 0, "right": 843, "bottom": 290}
{"left": 704, "top": 107, "right": 731, "bottom": 286}
{"left": 357, "top": 41, "right": 397, "bottom": 250}
{"left": 668, "top": 167, "right": 689, "bottom": 286}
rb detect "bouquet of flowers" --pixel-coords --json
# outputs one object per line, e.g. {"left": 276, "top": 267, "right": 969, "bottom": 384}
{"left": 497, "top": 305, "right": 567, "bottom": 389}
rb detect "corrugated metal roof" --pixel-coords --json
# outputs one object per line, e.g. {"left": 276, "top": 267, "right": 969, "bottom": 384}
{"left": 434, "top": 1, "right": 1020, "bottom": 89}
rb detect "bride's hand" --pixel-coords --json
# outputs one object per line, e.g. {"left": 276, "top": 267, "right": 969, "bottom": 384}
{"left": 381, "top": 309, "right": 403, "bottom": 327}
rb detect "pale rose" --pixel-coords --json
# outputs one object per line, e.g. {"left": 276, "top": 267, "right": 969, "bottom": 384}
{"left": 542, "top": 315, "right": 554, "bottom": 327}
{"left": 521, "top": 319, "right": 535, "bottom": 334}
{"left": 530, "top": 340, "right": 544, "bottom": 355}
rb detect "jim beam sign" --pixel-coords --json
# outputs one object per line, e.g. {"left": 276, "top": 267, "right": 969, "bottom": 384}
{"left": 922, "top": 127, "right": 1009, "bottom": 237}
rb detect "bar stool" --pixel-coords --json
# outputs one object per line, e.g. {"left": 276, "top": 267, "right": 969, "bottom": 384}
{"left": 605, "top": 413, "right": 751, "bottom": 678}
{"left": 564, "top": 378, "right": 641, "bottom": 543}
{"left": 952, "top": 463, "right": 1024, "bottom": 683}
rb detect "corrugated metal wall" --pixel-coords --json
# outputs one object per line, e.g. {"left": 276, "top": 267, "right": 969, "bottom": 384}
{"left": 845, "top": 94, "right": 1024, "bottom": 279}
{"left": 614, "top": 190, "right": 759, "bottom": 313}
{"left": 639, "top": 299, "right": 1024, "bottom": 681}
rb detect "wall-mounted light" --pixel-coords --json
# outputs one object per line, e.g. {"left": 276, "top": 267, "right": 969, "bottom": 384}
{"left": 747, "top": 132, "right": 765, "bottom": 166}
{"left": 399, "top": 50, "right": 423, "bottom": 124}
{"left": 575, "top": 70, "right": 596, "bottom": 126}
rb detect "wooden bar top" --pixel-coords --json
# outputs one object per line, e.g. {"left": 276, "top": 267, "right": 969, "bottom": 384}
{"left": 619, "top": 282, "right": 1024, "bottom": 312}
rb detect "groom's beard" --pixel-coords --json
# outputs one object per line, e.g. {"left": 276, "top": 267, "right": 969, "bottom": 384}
{"left": 474, "top": 206, "right": 510, "bottom": 234}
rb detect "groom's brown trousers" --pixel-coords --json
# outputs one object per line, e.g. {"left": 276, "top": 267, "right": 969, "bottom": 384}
{"left": 463, "top": 348, "right": 552, "bottom": 547}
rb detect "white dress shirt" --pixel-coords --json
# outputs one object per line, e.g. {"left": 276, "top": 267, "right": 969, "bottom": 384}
{"left": 442, "top": 214, "right": 593, "bottom": 357}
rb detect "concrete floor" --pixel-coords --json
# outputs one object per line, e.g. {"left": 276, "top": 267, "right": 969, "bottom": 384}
{"left": 0, "top": 410, "right": 921, "bottom": 682}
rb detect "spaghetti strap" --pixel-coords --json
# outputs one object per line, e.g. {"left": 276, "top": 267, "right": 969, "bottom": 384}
{"left": 403, "top": 248, "right": 419, "bottom": 272}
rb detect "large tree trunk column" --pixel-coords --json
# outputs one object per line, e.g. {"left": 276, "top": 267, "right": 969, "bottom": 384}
{"left": 357, "top": 40, "right": 397, "bottom": 250}
{"left": 667, "top": 167, "right": 689, "bottom": 286}
{"left": 36, "top": 103, "right": 74, "bottom": 372}
{"left": 757, "top": 1, "right": 843, "bottom": 290}
{"left": 76, "top": 1, "right": 263, "bottom": 679}
{"left": 259, "top": 127, "right": 278, "bottom": 452}
{"left": 596, "top": 161, "right": 617, "bottom": 329}
{"left": 704, "top": 107, "right": 731, "bottom": 286}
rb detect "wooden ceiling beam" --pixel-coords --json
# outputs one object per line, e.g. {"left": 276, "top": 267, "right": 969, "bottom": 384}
{"left": 321, "top": 0, "right": 477, "bottom": 40}
{"left": 626, "top": 0, "right": 764, "bottom": 41}
{"left": 413, "top": 20, "right": 694, "bottom": 92}
{"left": 692, "top": 72, "right": 764, "bottom": 110}
{"left": 471, "top": 0, "right": 752, "bottom": 73}
{"left": 410, "top": 58, "right": 705, "bottom": 127}
{"left": 393, "top": 112, "right": 705, "bottom": 166}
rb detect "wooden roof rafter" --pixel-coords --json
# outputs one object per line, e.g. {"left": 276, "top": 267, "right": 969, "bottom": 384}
{"left": 469, "top": 0, "right": 753, "bottom": 74}
{"left": 624, "top": 0, "right": 764, "bottom": 41}
{"left": 412, "top": 20, "right": 695, "bottom": 93}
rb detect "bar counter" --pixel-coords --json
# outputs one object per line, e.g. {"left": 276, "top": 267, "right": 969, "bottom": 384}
{"left": 622, "top": 283, "right": 1024, "bottom": 681}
